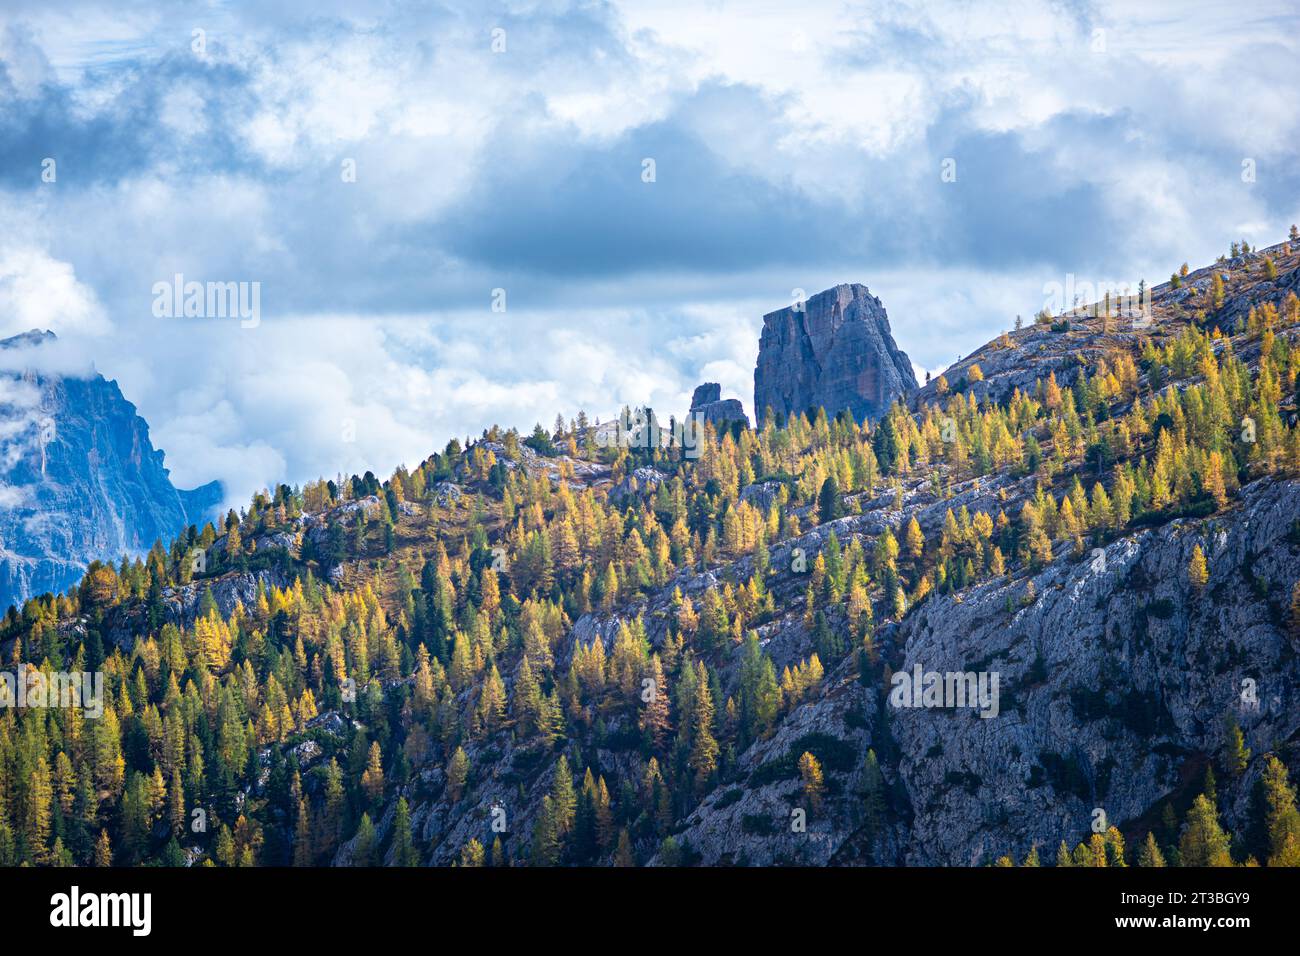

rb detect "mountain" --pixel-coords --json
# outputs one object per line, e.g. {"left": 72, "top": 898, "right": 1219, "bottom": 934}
{"left": 3, "top": 235, "right": 1300, "bottom": 869}
{"left": 754, "top": 283, "right": 918, "bottom": 426}
{"left": 0, "top": 330, "right": 221, "bottom": 611}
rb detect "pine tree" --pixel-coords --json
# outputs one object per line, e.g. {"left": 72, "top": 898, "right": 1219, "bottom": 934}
{"left": 322, "top": 758, "right": 345, "bottom": 857}
{"left": 798, "top": 751, "right": 824, "bottom": 814}
{"left": 293, "top": 799, "right": 314, "bottom": 866}
{"left": 1179, "top": 794, "right": 1232, "bottom": 866}
{"left": 27, "top": 754, "right": 53, "bottom": 863}
{"left": 614, "top": 829, "right": 634, "bottom": 867}
{"left": 818, "top": 476, "right": 843, "bottom": 524}
{"left": 392, "top": 797, "right": 418, "bottom": 867}
{"left": 904, "top": 515, "right": 925, "bottom": 561}
{"left": 1225, "top": 715, "right": 1251, "bottom": 777}
{"left": 689, "top": 663, "right": 720, "bottom": 792}
{"left": 1188, "top": 544, "right": 1209, "bottom": 587}
{"left": 447, "top": 747, "right": 469, "bottom": 802}
{"left": 1137, "top": 832, "right": 1166, "bottom": 867}
{"left": 639, "top": 654, "right": 671, "bottom": 747}
{"left": 1260, "top": 756, "right": 1300, "bottom": 866}
{"left": 1104, "top": 826, "right": 1127, "bottom": 867}
{"left": 551, "top": 756, "right": 576, "bottom": 836}
{"left": 531, "top": 796, "right": 560, "bottom": 866}
{"left": 94, "top": 830, "right": 113, "bottom": 867}
{"left": 361, "top": 741, "right": 385, "bottom": 805}
{"left": 352, "top": 813, "right": 377, "bottom": 866}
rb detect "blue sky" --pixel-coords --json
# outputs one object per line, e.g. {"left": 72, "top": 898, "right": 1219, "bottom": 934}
{"left": 1, "top": 0, "right": 1298, "bottom": 506}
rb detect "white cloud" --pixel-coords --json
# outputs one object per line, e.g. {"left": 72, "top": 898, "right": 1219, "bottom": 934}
{"left": 2, "top": 0, "right": 1298, "bottom": 511}
{"left": 0, "top": 247, "right": 111, "bottom": 339}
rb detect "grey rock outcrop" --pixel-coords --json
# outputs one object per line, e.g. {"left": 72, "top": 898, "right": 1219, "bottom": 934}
{"left": 754, "top": 284, "right": 917, "bottom": 426}
{"left": 887, "top": 476, "right": 1300, "bottom": 864}
{"left": 0, "top": 330, "right": 220, "bottom": 610}
{"left": 688, "top": 382, "right": 749, "bottom": 429}
{"left": 610, "top": 466, "right": 667, "bottom": 501}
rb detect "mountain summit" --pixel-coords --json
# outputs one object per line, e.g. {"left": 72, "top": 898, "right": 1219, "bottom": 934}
{"left": 754, "top": 283, "right": 918, "bottom": 426}
{"left": 0, "top": 330, "right": 220, "bottom": 609}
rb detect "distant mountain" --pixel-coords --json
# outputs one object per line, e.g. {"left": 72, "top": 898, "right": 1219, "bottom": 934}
{"left": 0, "top": 330, "right": 220, "bottom": 610}
{"left": 754, "top": 283, "right": 918, "bottom": 426}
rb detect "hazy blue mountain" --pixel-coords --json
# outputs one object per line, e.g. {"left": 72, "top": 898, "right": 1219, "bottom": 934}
{"left": 0, "top": 330, "right": 220, "bottom": 610}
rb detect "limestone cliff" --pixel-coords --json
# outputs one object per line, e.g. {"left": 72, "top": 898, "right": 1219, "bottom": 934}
{"left": 754, "top": 283, "right": 917, "bottom": 426}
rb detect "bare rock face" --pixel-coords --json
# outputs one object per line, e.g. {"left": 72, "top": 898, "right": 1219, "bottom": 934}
{"left": 754, "top": 284, "right": 917, "bottom": 426}
{"left": 688, "top": 382, "right": 749, "bottom": 429}
{"left": 0, "top": 330, "right": 220, "bottom": 611}
{"left": 887, "top": 476, "right": 1300, "bottom": 864}
{"left": 691, "top": 383, "right": 721, "bottom": 406}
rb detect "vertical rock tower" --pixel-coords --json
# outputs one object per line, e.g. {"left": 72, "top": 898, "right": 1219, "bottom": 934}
{"left": 754, "top": 283, "right": 918, "bottom": 426}
{"left": 688, "top": 383, "right": 749, "bottom": 429}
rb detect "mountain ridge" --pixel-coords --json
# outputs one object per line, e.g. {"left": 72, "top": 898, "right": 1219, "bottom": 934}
{"left": 0, "top": 328, "right": 221, "bottom": 610}
{"left": 3, "top": 233, "right": 1300, "bottom": 868}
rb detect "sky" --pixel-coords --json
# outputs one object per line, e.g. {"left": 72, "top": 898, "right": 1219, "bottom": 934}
{"left": 1, "top": 0, "right": 1298, "bottom": 508}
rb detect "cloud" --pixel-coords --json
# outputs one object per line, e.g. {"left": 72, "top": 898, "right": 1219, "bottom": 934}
{"left": 0, "top": 246, "right": 110, "bottom": 338}
{"left": 0, "top": 0, "right": 1297, "bottom": 506}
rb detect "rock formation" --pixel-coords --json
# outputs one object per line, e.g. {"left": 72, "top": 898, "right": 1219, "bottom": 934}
{"left": 754, "top": 283, "right": 917, "bottom": 426}
{"left": 688, "top": 382, "right": 749, "bottom": 429}
{"left": 0, "top": 330, "right": 221, "bottom": 609}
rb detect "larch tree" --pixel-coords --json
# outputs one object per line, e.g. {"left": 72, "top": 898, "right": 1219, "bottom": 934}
{"left": 1179, "top": 795, "right": 1232, "bottom": 867}
{"left": 798, "top": 751, "right": 824, "bottom": 814}
{"left": 1137, "top": 832, "right": 1166, "bottom": 867}
{"left": 1188, "top": 544, "right": 1209, "bottom": 587}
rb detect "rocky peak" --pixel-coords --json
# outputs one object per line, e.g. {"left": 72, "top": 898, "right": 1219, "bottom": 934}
{"left": 754, "top": 283, "right": 917, "bottom": 426}
{"left": 0, "top": 328, "right": 57, "bottom": 351}
{"left": 688, "top": 381, "right": 749, "bottom": 429}
{"left": 691, "top": 383, "right": 720, "bottom": 406}
{"left": 0, "top": 329, "right": 221, "bottom": 610}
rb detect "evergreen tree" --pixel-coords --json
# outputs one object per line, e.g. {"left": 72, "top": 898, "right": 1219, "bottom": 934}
{"left": 1137, "top": 832, "right": 1166, "bottom": 867}
{"left": 447, "top": 747, "right": 470, "bottom": 802}
{"left": 352, "top": 814, "right": 377, "bottom": 867}
{"left": 1188, "top": 544, "right": 1209, "bottom": 587}
{"left": 818, "top": 475, "right": 844, "bottom": 524}
{"left": 1179, "top": 795, "right": 1232, "bottom": 867}
{"left": 1260, "top": 756, "right": 1300, "bottom": 866}
{"left": 391, "top": 797, "right": 418, "bottom": 867}
{"left": 550, "top": 756, "right": 577, "bottom": 837}
{"left": 798, "top": 751, "right": 824, "bottom": 814}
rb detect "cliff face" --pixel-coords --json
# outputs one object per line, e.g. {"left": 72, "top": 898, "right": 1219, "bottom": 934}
{"left": 889, "top": 475, "right": 1300, "bottom": 864}
{"left": 754, "top": 283, "right": 918, "bottom": 426}
{"left": 0, "top": 330, "right": 220, "bottom": 610}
